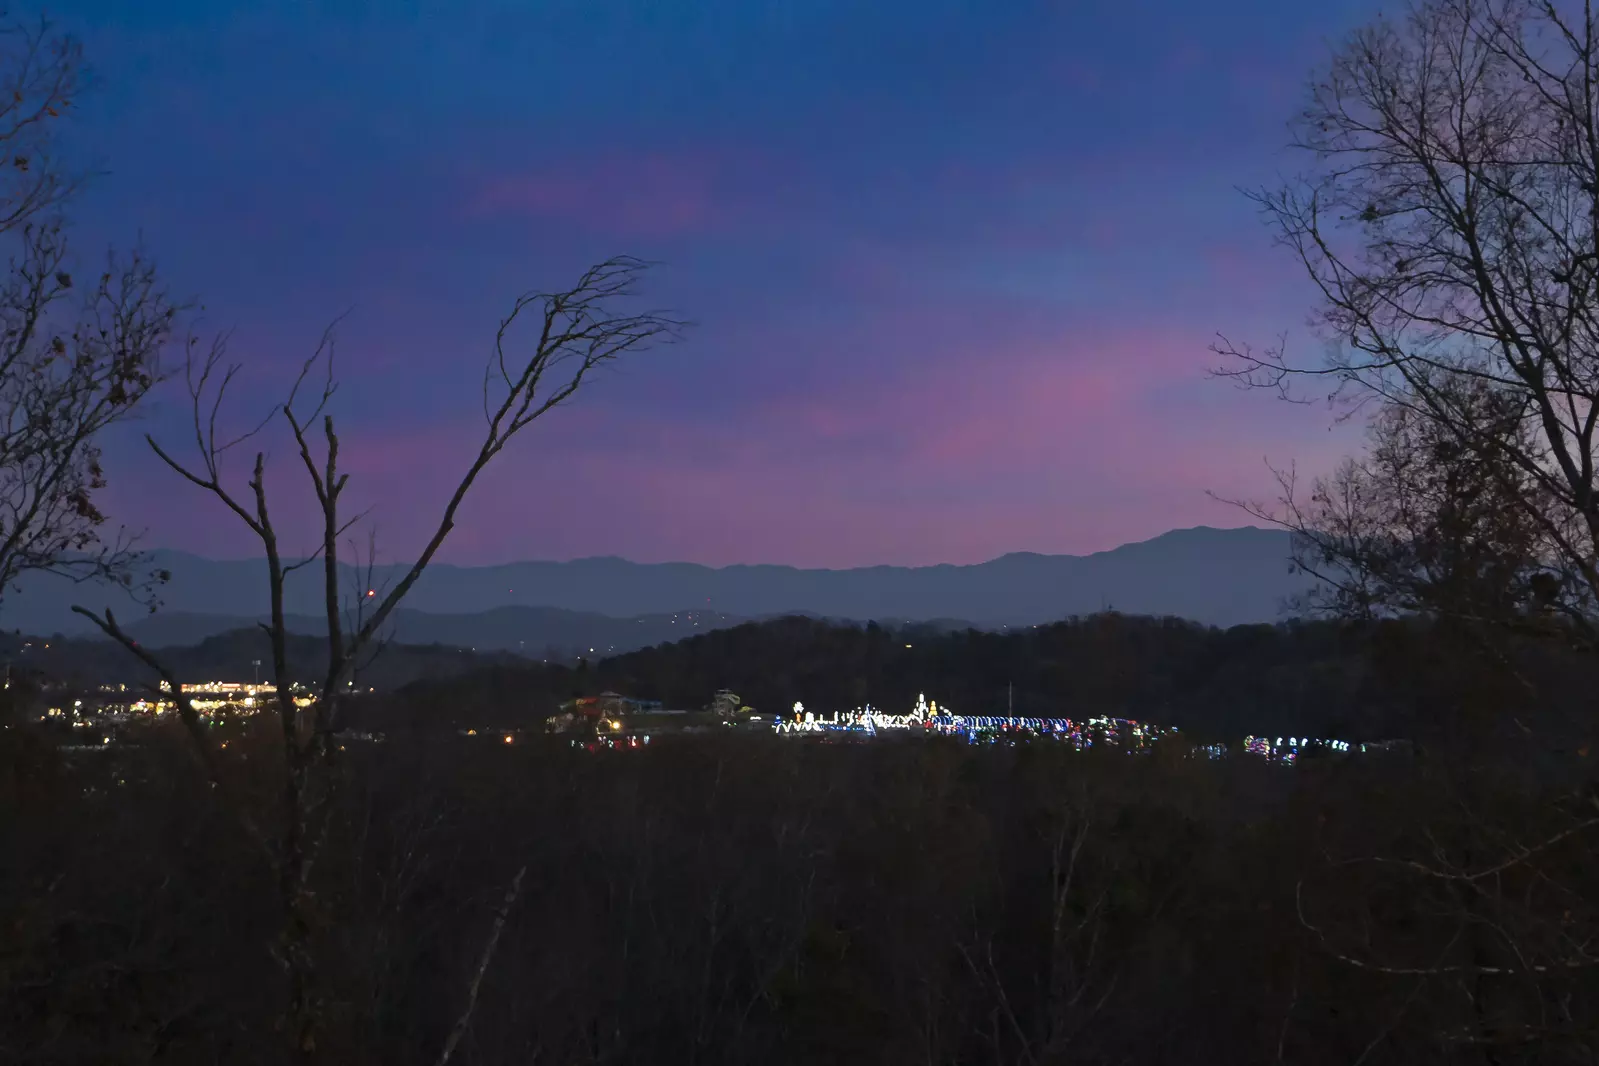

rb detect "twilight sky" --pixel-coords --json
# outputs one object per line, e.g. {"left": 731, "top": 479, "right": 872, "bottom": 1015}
{"left": 56, "top": 0, "right": 1378, "bottom": 568}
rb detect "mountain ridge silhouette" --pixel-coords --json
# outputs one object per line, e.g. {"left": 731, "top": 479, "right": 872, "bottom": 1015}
{"left": 0, "top": 525, "right": 1310, "bottom": 639}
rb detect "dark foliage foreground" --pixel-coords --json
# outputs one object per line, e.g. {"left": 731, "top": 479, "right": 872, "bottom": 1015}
{"left": 3, "top": 723, "right": 1595, "bottom": 1066}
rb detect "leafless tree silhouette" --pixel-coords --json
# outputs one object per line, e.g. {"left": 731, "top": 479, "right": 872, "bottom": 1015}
{"left": 0, "top": 14, "right": 177, "bottom": 604}
{"left": 70, "top": 254, "right": 686, "bottom": 1057}
{"left": 1212, "top": 0, "right": 1599, "bottom": 644}
{"left": 1213, "top": 1, "right": 1599, "bottom": 1053}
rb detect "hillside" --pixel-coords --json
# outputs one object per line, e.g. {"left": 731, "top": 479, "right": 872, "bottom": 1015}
{"left": 372, "top": 613, "right": 1594, "bottom": 753}
{"left": 0, "top": 628, "right": 521, "bottom": 692}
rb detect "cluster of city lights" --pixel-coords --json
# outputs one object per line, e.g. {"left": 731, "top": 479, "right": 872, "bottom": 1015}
{"left": 40, "top": 680, "right": 320, "bottom": 730}
{"left": 765, "top": 695, "right": 1387, "bottom": 765}
{"left": 1242, "top": 735, "right": 1353, "bottom": 765}
{"left": 773, "top": 694, "right": 1173, "bottom": 751}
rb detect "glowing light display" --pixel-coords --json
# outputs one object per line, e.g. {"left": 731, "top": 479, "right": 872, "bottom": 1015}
{"left": 768, "top": 693, "right": 1361, "bottom": 763}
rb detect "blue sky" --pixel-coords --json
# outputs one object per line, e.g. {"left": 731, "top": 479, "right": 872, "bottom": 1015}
{"left": 50, "top": 0, "right": 1377, "bottom": 566}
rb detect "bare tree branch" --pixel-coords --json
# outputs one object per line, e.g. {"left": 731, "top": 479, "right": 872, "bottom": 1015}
{"left": 67, "top": 604, "right": 277, "bottom": 869}
{"left": 73, "top": 253, "right": 687, "bottom": 1057}
{"left": 1213, "top": 0, "right": 1599, "bottom": 653}
{"left": 0, "top": 17, "right": 183, "bottom": 605}
{"left": 435, "top": 864, "right": 528, "bottom": 1066}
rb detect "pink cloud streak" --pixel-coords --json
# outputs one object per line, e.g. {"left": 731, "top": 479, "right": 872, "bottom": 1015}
{"left": 275, "top": 320, "right": 1349, "bottom": 567}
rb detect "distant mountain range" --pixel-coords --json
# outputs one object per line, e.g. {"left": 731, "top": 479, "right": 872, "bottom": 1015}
{"left": 0, "top": 525, "right": 1312, "bottom": 645}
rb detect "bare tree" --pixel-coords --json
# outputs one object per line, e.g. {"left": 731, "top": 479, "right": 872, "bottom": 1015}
{"left": 1294, "top": 790, "right": 1599, "bottom": 1058}
{"left": 955, "top": 787, "right": 1129, "bottom": 1066}
{"left": 71, "top": 254, "right": 686, "bottom": 1057}
{"left": 1214, "top": 0, "right": 1599, "bottom": 648}
{"left": 0, "top": 12, "right": 86, "bottom": 229}
{"left": 341, "top": 527, "right": 394, "bottom": 692}
{"left": 1233, "top": 382, "right": 1575, "bottom": 636}
{"left": 0, "top": 14, "right": 177, "bottom": 605}
{"left": 1214, "top": 2, "right": 1599, "bottom": 1053}
{"left": 0, "top": 229, "right": 177, "bottom": 602}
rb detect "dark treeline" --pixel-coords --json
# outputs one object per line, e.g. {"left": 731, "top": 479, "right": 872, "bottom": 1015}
{"left": 0, "top": 628, "right": 526, "bottom": 695}
{"left": 5, "top": 723, "right": 1594, "bottom": 1065}
{"left": 372, "top": 613, "right": 1596, "bottom": 754}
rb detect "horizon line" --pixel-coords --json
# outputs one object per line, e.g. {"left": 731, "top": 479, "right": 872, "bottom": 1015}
{"left": 129, "top": 524, "right": 1284, "bottom": 571}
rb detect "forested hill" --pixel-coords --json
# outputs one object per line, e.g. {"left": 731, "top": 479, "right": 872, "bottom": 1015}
{"left": 377, "top": 613, "right": 1594, "bottom": 749}
{"left": 0, "top": 628, "right": 522, "bottom": 692}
